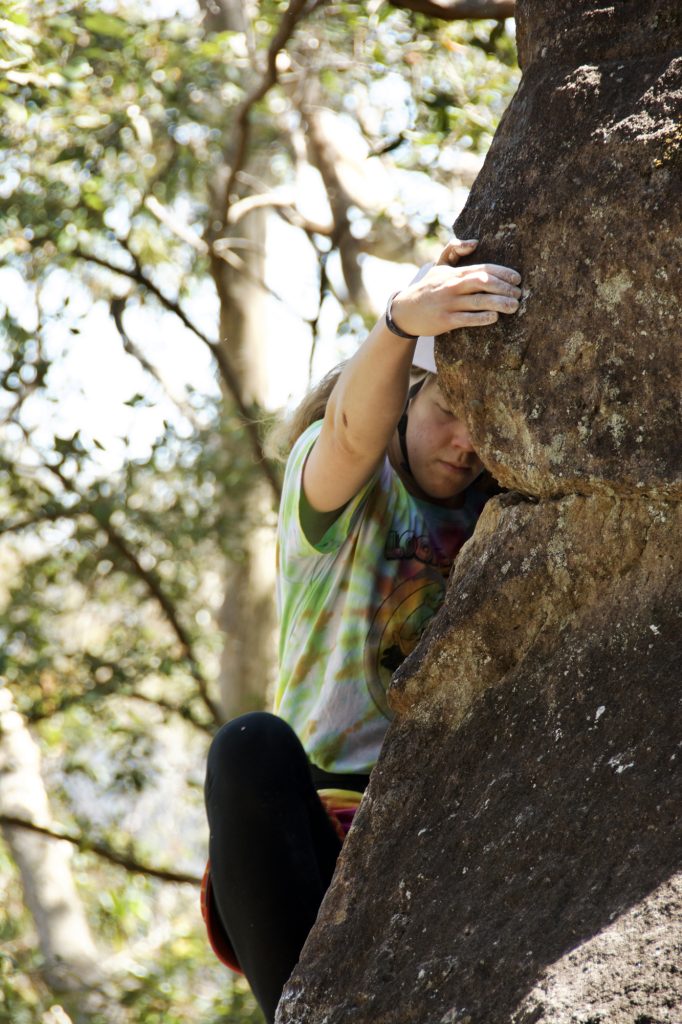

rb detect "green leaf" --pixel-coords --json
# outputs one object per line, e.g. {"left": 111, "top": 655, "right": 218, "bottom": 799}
{"left": 81, "top": 45, "right": 115, "bottom": 61}
{"left": 82, "top": 13, "right": 130, "bottom": 40}
{"left": 63, "top": 58, "right": 94, "bottom": 81}
{"left": 82, "top": 190, "right": 106, "bottom": 211}
{"left": 54, "top": 145, "right": 87, "bottom": 163}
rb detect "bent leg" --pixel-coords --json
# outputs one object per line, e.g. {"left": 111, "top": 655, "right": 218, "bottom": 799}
{"left": 204, "top": 712, "right": 342, "bottom": 1022}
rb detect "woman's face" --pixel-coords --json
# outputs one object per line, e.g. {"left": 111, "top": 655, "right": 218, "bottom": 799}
{"left": 403, "top": 379, "right": 483, "bottom": 504}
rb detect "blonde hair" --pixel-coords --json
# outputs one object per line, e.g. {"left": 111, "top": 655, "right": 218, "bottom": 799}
{"left": 265, "top": 362, "right": 346, "bottom": 462}
{"left": 265, "top": 362, "right": 434, "bottom": 463}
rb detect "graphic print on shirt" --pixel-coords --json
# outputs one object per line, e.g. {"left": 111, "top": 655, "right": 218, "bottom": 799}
{"left": 363, "top": 564, "right": 446, "bottom": 719}
{"left": 384, "top": 528, "right": 453, "bottom": 572}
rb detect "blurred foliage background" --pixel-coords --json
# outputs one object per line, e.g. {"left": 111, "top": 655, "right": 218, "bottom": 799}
{"left": 0, "top": 0, "right": 518, "bottom": 1020}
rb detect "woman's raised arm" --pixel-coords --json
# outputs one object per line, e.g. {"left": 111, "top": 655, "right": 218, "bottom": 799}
{"left": 302, "top": 239, "right": 521, "bottom": 516}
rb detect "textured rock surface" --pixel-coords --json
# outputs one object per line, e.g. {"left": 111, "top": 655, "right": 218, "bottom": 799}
{"left": 276, "top": 2, "right": 682, "bottom": 1022}
{"left": 278, "top": 498, "right": 681, "bottom": 1023}
{"left": 438, "top": 0, "right": 682, "bottom": 500}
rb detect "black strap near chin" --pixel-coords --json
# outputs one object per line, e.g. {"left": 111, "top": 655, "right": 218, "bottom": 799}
{"left": 397, "top": 378, "right": 426, "bottom": 476}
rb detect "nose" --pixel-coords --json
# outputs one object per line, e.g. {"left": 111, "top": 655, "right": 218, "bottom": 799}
{"left": 449, "top": 420, "right": 476, "bottom": 453}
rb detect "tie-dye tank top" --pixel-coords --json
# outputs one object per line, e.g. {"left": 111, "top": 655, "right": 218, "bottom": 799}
{"left": 273, "top": 420, "right": 487, "bottom": 775}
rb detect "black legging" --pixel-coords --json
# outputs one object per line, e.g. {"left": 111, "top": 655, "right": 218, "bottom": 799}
{"left": 204, "top": 711, "right": 368, "bottom": 1022}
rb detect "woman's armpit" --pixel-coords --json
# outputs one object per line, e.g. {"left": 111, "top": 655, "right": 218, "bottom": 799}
{"left": 299, "top": 483, "right": 348, "bottom": 547}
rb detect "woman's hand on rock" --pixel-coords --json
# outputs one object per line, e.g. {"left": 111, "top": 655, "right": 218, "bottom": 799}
{"left": 390, "top": 239, "right": 522, "bottom": 337}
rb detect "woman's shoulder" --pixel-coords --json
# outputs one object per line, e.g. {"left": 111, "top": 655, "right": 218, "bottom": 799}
{"left": 288, "top": 419, "right": 324, "bottom": 464}
{"left": 281, "top": 420, "right": 325, "bottom": 501}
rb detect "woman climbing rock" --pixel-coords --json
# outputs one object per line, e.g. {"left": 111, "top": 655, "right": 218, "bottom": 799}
{"left": 202, "top": 238, "right": 522, "bottom": 1022}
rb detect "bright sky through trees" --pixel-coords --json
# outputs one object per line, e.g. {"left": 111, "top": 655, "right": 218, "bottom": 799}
{"left": 0, "top": 4, "right": 519, "bottom": 1018}
{"left": 0, "top": 96, "right": 464, "bottom": 472}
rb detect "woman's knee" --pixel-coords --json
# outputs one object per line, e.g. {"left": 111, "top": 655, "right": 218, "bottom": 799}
{"left": 205, "top": 712, "right": 308, "bottom": 798}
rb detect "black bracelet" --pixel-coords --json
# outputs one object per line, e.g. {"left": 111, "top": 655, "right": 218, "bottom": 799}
{"left": 385, "top": 291, "right": 419, "bottom": 341}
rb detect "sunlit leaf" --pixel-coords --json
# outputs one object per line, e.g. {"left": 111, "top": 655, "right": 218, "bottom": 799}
{"left": 82, "top": 12, "right": 130, "bottom": 40}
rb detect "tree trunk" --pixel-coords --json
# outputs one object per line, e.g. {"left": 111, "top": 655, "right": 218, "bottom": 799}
{"left": 296, "top": 93, "right": 428, "bottom": 310}
{"left": 197, "top": 0, "right": 279, "bottom": 719}
{"left": 212, "top": 205, "right": 280, "bottom": 721}
{"left": 276, "top": 1, "right": 682, "bottom": 1021}
{"left": 0, "top": 688, "right": 102, "bottom": 994}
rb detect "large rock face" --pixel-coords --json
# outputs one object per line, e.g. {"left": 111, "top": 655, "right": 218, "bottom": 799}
{"left": 276, "top": 2, "right": 682, "bottom": 1022}
{"left": 439, "top": 0, "right": 682, "bottom": 500}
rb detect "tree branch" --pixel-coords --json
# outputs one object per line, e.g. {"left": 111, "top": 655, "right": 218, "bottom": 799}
{"left": 0, "top": 502, "right": 89, "bottom": 536}
{"left": 96, "top": 519, "right": 225, "bottom": 725}
{"left": 109, "top": 296, "right": 203, "bottom": 431}
{"left": 143, "top": 195, "right": 210, "bottom": 254}
{"left": 222, "top": 0, "right": 311, "bottom": 213}
{"left": 0, "top": 377, "right": 41, "bottom": 427}
{"left": 227, "top": 189, "right": 332, "bottom": 236}
{"left": 0, "top": 815, "right": 202, "bottom": 886}
{"left": 72, "top": 245, "right": 281, "bottom": 504}
{"left": 124, "top": 690, "right": 214, "bottom": 732}
{"left": 388, "top": 0, "right": 515, "bottom": 19}
{"left": 25, "top": 677, "right": 213, "bottom": 735}
{"left": 143, "top": 189, "right": 321, "bottom": 323}
{"left": 308, "top": 245, "right": 330, "bottom": 386}
{"left": 42, "top": 460, "right": 225, "bottom": 727}
{"left": 1, "top": 298, "right": 46, "bottom": 425}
